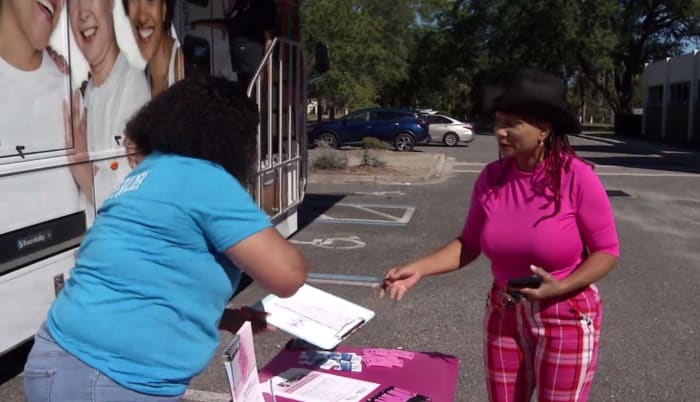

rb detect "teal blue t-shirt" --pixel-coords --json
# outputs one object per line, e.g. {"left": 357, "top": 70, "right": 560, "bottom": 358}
{"left": 47, "top": 153, "right": 271, "bottom": 396}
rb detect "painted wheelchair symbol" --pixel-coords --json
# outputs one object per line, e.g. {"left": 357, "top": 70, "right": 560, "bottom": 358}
{"left": 290, "top": 236, "right": 366, "bottom": 250}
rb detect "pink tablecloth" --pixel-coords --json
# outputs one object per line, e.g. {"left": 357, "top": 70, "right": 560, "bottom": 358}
{"left": 258, "top": 346, "right": 459, "bottom": 402}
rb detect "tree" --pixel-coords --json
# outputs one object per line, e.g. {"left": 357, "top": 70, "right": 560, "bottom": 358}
{"left": 576, "top": 0, "right": 700, "bottom": 114}
{"left": 301, "top": 0, "right": 422, "bottom": 116}
{"left": 302, "top": 0, "right": 700, "bottom": 119}
{"left": 459, "top": 0, "right": 700, "bottom": 114}
{"left": 379, "top": 0, "right": 481, "bottom": 116}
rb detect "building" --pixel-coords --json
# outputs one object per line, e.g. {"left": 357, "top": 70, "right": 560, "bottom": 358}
{"left": 642, "top": 50, "right": 700, "bottom": 146}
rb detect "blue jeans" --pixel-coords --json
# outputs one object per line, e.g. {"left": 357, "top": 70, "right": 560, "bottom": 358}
{"left": 24, "top": 324, "right": 183, "bottom": 402}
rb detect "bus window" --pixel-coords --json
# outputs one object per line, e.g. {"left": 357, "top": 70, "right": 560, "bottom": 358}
{"left": 183, "top": 36, "right": 212, "bottom": 79}
{"left": 185, "top": 0, "right": 210, "bottom": 7}
{"left": 0, "top": 0, "right": 72, "bottom": 160}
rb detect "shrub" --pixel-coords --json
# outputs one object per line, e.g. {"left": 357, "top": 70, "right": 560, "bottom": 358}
{"left": 361, "top": 137, "right": 389, "bottom": 150}
{"left": 311, "top": 143, "right": 348, "bottom": 170}
{"left": 359, "top": 149, "right": 386, "bottom": 168}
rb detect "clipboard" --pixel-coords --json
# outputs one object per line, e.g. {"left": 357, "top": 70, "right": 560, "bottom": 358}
{"left": 255, "top": 284, "right": 375, "bottom": 350}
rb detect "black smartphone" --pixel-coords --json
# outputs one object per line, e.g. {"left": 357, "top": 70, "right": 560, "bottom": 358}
{"left": 507, "top": 274, "right": 543, "bottom": 289}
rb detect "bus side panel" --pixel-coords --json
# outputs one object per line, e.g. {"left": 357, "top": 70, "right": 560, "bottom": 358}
{"left": 0, "top": 248, "right": 77, "bottom": 355}
{"left": 0, "top": 164, "right": 88, "bottom": 235}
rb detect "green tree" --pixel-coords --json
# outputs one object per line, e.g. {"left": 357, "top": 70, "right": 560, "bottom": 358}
{"left": 459, "top": 0, "right": 700, "bottom": 114}
{"left": 381, "top": 0, "right": 481, "bottom": 117}
{"left": 576, "top": 0, "right": 700, "bottom": 114}
{"left": 301, "top": 0, "right": 422, "bottom": 116}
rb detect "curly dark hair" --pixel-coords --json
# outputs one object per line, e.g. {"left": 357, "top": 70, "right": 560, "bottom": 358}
{"left": 125, "top": 76, "right": 259, "bottom": 183}
{"left": 122, "top": 0, "right": 176, "bottom": 31}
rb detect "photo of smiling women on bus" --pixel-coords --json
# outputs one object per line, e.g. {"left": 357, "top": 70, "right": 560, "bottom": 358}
{"left": 68, "top": 0, "right": 150, "bottom": 153}
{"left": 64, "top": 0, "right": 150, "bottom": 212}
{"left": 0, "top": 0, "right": 70, "bottom": 158}
{"left": 122, "top": 0, "right": 184, "bottom": 97}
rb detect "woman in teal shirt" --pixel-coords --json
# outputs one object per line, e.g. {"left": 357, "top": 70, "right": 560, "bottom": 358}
{"left": 24, "top": 76, "right": 308, "bottom": 402}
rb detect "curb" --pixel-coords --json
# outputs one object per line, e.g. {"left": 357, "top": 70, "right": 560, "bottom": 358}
{"left": 308, "top": 152, "right": 450, "bottom": 185}
{"left": 571, "top": 133, "right": 622, "bottom": 146}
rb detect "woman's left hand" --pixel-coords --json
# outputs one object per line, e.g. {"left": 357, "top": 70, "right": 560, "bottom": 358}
{"left": 513, "top": 265, "right": 566, "bottom": 300}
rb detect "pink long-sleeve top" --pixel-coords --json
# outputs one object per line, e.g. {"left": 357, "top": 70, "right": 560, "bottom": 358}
{"left": 461, "top": 155, "right": 620, "bottom": 289}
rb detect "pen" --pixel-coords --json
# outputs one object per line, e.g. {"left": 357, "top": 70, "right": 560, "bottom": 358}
{"left": 306, "top": 273, "right": 384, "bottom": 288}
{"left": 269, "top": 380, "right": 277, "bottom": 402}
{"left": 334, "top": 317, "right": 366, "bottom": 339}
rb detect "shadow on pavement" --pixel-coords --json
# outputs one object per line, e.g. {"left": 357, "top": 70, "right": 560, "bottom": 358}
{"left": 420, "top": 143, "right": 470, "bottom": 149}
{"left": 585, "top": 155, "right": 700, "bottom": 173}
{"left": 572, "top": 132, "right": 700, "bottom": 174}
{"left": 0, "top": 339, "right": 32, "bottom": 386}
{"left": 297, "top": 193, "right": 347, "bottom": 232}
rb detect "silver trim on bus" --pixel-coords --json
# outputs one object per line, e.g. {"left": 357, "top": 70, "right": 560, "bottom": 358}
{"left": 247, "top": 38, "right": 307, "bottom": 224}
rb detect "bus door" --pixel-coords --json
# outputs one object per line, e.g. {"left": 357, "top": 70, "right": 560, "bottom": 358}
{"left": 174, "top": 0, "right": 308, "bottom": 238}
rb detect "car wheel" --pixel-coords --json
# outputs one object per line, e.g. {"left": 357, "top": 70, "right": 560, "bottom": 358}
{"left": 393, "top": 133, "right": 415, "bottom": 152}
{"left": 317, "top": 132, "right": 338, "bottom": 148}
{"left": 443, "top": 132, "right": 459, "bottom": 147}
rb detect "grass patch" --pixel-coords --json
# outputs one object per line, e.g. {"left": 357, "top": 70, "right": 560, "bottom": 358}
{"left": 361, "top": 137, "right": 390, "bottom": 150}
{"left": 310, "top": 142, "right": 348, "bottom": 170}
{"left": 359, "top": 149, "right": 386, "bottom": 168}
{"left": 582, "top": 123, "right": 614, "bottom": 132}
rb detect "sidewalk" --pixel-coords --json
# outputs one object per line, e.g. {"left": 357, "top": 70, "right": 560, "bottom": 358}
{"left": 572, "top": 131, "right": 700, "bottom": 168}
{"left": 307, "top": 148, "right": 451, "bottom": 185}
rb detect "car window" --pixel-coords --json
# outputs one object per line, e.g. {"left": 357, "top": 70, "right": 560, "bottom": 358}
{"left": 373, "top": 111, "right": 407, "bottom": 121}
{"left": 345, "top": 111, "right": 369, "bottom": 122}
{"left": 434, "top": 116, "right": 452, "bottom": 124}
{"left": 423, "top": 115, "right": 440, "bottom": 124}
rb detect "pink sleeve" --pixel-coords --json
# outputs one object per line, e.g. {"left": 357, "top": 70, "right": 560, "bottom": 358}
{"left": 575, "top": 165, "right": 620, "bottom": 257}
{"left": 460, "top": 170, "right": 488, "bottom": 256}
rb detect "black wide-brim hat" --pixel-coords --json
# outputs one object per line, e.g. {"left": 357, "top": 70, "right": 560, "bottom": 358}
{"left": 488, "top": 69, "right": 582, "bottom": 134}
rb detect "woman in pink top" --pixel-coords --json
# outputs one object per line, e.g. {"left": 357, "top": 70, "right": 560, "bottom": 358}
{"left": 383, "top": 69, "right": 620, "bottom": 402}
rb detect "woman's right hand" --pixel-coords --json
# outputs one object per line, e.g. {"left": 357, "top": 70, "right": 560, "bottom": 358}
{"left": 382, "top": 266, "right": 422, "bottom": 301}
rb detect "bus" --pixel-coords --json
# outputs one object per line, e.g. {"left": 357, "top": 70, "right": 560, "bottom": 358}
{"left": 0, "top": 0, "right": 324, "bottom": 356}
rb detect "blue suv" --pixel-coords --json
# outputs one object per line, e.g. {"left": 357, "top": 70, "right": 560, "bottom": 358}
{"left": 308, "top": 108, "right": 430, "bottom": 151}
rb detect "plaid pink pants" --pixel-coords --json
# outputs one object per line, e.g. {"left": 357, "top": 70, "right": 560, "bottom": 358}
{"left": 484, "top": 285, "right": 603, "bottom": 402}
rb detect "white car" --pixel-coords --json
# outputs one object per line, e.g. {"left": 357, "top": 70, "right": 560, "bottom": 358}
{"left": 424, "top": 114, "right": 475, "bottom": 146}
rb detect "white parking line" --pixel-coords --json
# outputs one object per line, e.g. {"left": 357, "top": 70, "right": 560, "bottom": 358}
{"left": 183, "top": 389, "right": 230, "bottom": 402}
{"left": 312, "top": 202, "right": 416, "bottom": 226}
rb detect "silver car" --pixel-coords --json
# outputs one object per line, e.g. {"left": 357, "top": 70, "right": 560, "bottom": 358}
{"left": 424, "top": 114, "right": 475, "bottom": 146}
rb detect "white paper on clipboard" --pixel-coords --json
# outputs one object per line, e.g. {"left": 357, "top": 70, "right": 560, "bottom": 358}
{"left": 255, "top": 284, "right": 375, "bottom": 350}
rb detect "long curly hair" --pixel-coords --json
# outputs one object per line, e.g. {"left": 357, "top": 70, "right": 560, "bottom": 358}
{"left": 125, "top": 76, "right": 258, "bottom": 184}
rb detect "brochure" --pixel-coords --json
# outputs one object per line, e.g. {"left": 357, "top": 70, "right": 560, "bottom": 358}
{"left": 265, "top": 368, "right": 379, "bottom": 402}
{"left": 222, "top": 321, "right": 265, "bottom": 402}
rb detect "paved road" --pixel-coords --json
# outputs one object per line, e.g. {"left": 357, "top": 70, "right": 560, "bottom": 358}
{"left": 2, "top": 132, "right": 699, "bottom": 402}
